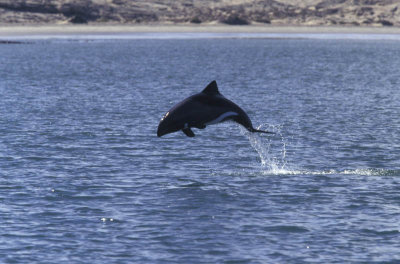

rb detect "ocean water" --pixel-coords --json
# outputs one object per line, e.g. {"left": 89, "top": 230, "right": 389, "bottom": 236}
{"left": 1, "top": 34, "right": 400, "bottom": 263}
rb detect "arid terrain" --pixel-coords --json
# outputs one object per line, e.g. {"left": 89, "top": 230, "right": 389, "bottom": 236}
{"left": 0, "top": 0, "right": 399, "bottom": 27}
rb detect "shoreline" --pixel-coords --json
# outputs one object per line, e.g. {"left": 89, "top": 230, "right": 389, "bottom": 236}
{"left": 2, "top": 23, "right": 400, "bottom": 36}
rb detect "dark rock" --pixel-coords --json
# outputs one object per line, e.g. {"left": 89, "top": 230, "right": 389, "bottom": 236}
{"left": 60, "top": 3, "right": 99, "bottom": 22}
{"left": 324, "top": 8, "right": 340, "bottom": 15}
{"left": 0, "top": 2, "right": 58, "bottom": 14}
{"left": 112, "top": 0, "right": 125, "bottom": 5}
{"left": 362, "top": 18, "right": 373, "bottom": 24}
{"left": 355, "top": 7, "right": 374, "bottom": 16}
{"left": 190, "top": 17, "right": 202, "bottom": 24}
{"left": 353, "top": 0, "right": 382, "bottom": 4}
{"left": 380, "top": 20, "right": 393, "bottom": 26}
{"left": 255, "top": 18, "right": 271, "bottom": 24}
{"left": 221, "top": 15, "right": 250, "bottom": 25}
{"left": 69, "top": 15, "right": 88, "bottom": 24}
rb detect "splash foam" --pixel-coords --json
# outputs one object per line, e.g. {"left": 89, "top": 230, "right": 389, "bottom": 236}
{"left": 240, "top": 124, "right": 292, "bottom": 174}
{"left": 241, "top": 125, "right": 399, "bottom": 177}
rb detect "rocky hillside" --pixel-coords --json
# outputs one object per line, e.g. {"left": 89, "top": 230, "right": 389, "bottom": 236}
{"left": 0, "top": 0, "right": 399, "bottom": 26}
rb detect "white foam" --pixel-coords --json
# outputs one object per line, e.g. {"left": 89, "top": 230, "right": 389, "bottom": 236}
{"left": 240, "top": 123, "right": 291, "bottom": 172}
{"left": 241, "top": 124, "right": 397, "bottom": 177}
{"left": 259, "top": 166, "right": 397, "bottom": 177}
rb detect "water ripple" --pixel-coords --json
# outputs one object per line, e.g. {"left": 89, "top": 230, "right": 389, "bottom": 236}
{"left": 1, "top": 38, "right": 400, "bottom": 263}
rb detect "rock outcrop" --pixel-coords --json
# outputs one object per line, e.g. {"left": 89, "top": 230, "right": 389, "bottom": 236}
{"left": 0, "top": 0, "right": 399, "bottom": 26}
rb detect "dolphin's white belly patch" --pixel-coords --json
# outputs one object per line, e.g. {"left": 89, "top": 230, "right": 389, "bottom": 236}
{"left": 205, "top": 111, "right": 238, "bottom": 126}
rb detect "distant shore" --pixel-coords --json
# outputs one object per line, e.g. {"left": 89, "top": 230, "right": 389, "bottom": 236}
{"left": 1, "top": 23, "right": 400, "bottom": 37}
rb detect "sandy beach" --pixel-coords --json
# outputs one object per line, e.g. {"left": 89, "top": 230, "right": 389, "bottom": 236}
{"left": 1, "top": 23, "right": 400, "bottom": 38}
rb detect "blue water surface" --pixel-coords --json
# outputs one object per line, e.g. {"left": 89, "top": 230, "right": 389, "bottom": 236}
{"left": 1, "top": 34, "right": 400, "bottom": 263}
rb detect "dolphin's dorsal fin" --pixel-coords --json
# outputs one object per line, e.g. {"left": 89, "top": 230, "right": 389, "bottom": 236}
{"left": 202, "top": 80, "right": 220, "bottom": 96}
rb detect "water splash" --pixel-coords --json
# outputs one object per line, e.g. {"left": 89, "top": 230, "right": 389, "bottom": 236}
{"left": 240, "top": 124, "right": 291, "bottom": 174}
{"left": 240, "top": 124, "right": 399, "bottom": 177}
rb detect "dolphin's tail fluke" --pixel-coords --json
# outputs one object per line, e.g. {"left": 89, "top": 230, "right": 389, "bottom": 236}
{"left": 249, "top": 127, "right": 275, "bottom": 134}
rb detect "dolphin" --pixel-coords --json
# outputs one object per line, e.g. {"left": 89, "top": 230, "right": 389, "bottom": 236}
{"left": 157, "top": 81, "right": 273, "bottom": 137}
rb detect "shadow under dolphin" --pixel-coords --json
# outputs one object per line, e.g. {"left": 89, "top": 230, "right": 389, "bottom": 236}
{"left": 157, "top": 80, "right": 273, "bottom": 137}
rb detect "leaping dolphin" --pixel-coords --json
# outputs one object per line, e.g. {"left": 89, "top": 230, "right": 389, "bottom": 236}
{"left": 157, "top": 81, "right": 273, "bottom": 137}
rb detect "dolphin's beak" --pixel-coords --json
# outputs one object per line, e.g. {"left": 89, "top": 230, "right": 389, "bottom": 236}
{"left": 157, "top": 127, "right": 165, "bottom": 137}
{"left": 157, "top": 119, "right": 180, "bottom": 137}
{"left": 157, "top": 111, "right": 171, "bottom": 137}
{"left": 157, "top": 125, "right": 165, "bottom": 137}
{"left": 157, "top": 119, "right": 169, "bottom": 137}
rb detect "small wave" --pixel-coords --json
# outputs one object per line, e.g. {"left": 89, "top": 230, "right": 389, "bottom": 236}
{"left": 263, "top": 225, "right": 309, "bottom": 233}
{"left": 360, "top": 228, "right": 399, "bottom": 236}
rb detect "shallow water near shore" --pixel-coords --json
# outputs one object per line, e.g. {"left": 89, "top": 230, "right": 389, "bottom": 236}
{"left": 1, "top": 35, "right": 400, "bottom": 263}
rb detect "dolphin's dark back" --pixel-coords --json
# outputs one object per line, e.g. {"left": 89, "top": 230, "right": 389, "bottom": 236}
{"left": 199, "top": 81, "right": 254, "bottom": 130}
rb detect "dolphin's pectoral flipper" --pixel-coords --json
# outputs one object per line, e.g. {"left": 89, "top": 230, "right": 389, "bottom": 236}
{"left": 182, "top": 127, "right": 195, "bottom": 137}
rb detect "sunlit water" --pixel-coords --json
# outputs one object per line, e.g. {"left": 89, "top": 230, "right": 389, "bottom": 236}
{"left": 1, "top": 34, "right": 400, "bottom": 263}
